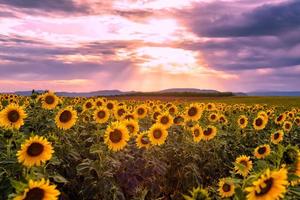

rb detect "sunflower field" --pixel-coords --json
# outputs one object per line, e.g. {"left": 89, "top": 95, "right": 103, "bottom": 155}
{"left": 0, "top": 92, "right": 300, "bottom": 200}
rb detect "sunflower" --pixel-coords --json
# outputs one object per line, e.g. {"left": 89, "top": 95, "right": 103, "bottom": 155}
{"left": 157, "top": 112, "right": 173, "bottom": 129}
{"left": 202, "top": 125, "right": 217, "bottom": 141}
{"left": 271, "top": 130, "right": 284, "bottom": 144}
{"left": 93, "top": 107, "right": 110, "bottom": 124}
{"left": 136, "top": 132, "right": 151, "bottom": 149}
{"left": 191, "top": 125, "right": 203, "bottom": 143}
{"left": 17, "top": 135, "right": 53, "bottom": 167}
{"left": 275, "top": 113, "right": 286, "bottom": 125}
{"left": 218, "top": 178, "right": 235, "bottom": 198}
{"left": 245, "top": 168, "right": 288, "bottom": 200}
{"left": 234, "top": 155, "right": 253, "bottom": 177}
{"left": 258, "top": 111, "right": 268, "bottom": 120}
{"left": 123, "top": 112, "right": 136, "bottom": 120}
{"left": 253, "top": 116, "right": 267, "bottom": 131}
{"left": 95, "top": 98, "right": 104, "bottom": 107}
{"left": 83, "top": 99, "right": 94, "bottom": 111}
{"left": 282, "top": 121, "right": 292, "bottom": 132}
{"left": 208, "top": 113, "right": 219, "bottom": 123}
{"left": 114, "top": 106, "right": 127, "bottom": 120}
{"left": 41, "top": 92, "right": 59, "bottom": 110}
{"left": 206, "top": 103, "right": 216, "bottom": 111}
{"left": 14, "top": 179, "right": 60, "bottom": 200}
{"left": 238, "top": 115, "right": 248, "bottom": 129}
{"left": 148, "top": 123, "right": 168, "bottom": 146}
{"left": 254, "top": 144, "right": 271, "bottom": 159}
{"left": 168, "top": 105, "right": 178, "bottom": 116}
{"left": 185, "top": 104, "right": 202, "bottom": 121}
{"left": 105, "top": 101, "right": 115, "bottom": 111}
{"left": 183, "top": 186, "right": 211, "bottom": 200}
{"left": 294, "top": 117, "right": 300, "bottom": 126}
{"left": 152, "top": 111, "right": 161, "bottom": 121}
{"left": 104, "top": 121, "right": 129, "bottom": 151}
{"left": 55, "top": 107, "right": 77, "bottom": 130}
{"left": 123, "top": 119, "right": 139, "bottom": 136}
{"left": 218, "top": 114, "right": 228, "bottom": 125}
{"left": 135, "top": 105, "right": 148, "bottom": 119}
{"left": 0, "top": 104, "right": 27, "bottom": 130}
{"left": 173, "top": 114, "right": 185, "bottom": 126}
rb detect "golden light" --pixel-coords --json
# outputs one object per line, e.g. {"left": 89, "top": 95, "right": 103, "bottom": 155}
{"left": 135, "top": 47, "right": 203, "bottom": 74}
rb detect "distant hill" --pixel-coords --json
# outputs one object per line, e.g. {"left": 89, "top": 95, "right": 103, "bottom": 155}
{"left": 158, "top": 88, "right": 219, "bottom": 93}
{"left": 247, "top": 91, "right": 300, "bottom": 96}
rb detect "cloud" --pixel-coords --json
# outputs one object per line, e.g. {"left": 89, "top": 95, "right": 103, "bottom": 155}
{"left": 180, "top": 0, "right": 300, "bottom": 37}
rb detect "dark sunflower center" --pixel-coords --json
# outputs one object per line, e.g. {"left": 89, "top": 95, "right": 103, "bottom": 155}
{"left": 97, "top": 111, "right": 106, "bottom": 119}
{"left": 240, "top": 160, "right": 248, "bottom": 167}
{"left": 220, "top": 117, "right": 225, "bottom": 122}
{"left": 117, "top": 109, "right": 125, "bottom": 116}
{"left": 211, "top": 115, "right": 216, "bottom": 120}
{"left": 7, "top": 110, "right": 20, "bottom": 123}
{"left": 258, "top": 147, "right": 267, "bottom": 154}
{"left": 107, "top": 103, "right": 113, "bottom": 110}
{"left": 203, "top": 128, "right": 212, "bottom": 136}
{"left": 169, "top": 107, "right": 175, "bottom": 114}
{"left": 109, "top": 129, "right": 122, "bottom": 143}
{"left": 240, "top": 118, "right": 245, "bottom": 124}
{"left": 141, "top": 136, "right": 150, "bottom": 145}
{"left": 45, "top": 95, "right": 55, "bottom": 104}
{"left": 277, "top": 115, "right": 283, "bottom": 121}
{"left": 59, "top": 110, "right": 72, "bottom": 123}
{"left": 255, "top": 118, "right": 263, "bottom": 126}
{"left": 96, "top": 101, "right": 102, "bottom": 106}
{"left": 208, "top": 105, "right": 212, "bottom": 109}
{"left": 153, "top": 129, "right": 162, "bottom": 139}
{"left": 273, "top": 132, "right": 280, "bottom": 140}
{"left": 285, "top": 123, "right": 290, "bottom": 129}
{"left": 296, "top": 119, "right": 300, "bottom": 124}
{"left": 24, "top": 187, "right": 45, "bottom": 200}
{"left": 188, "top": 107, "right": 197, "bottom": 117}
{"left": 255, "top": 178, "right": 273, "bottom": 196}
{"left": 124, "top": 114, "right": 134, "bottom": 120}
{"left": 26, "top": 142, "right": 44, "bottom": 157}
{"left": 222, "top": 183, "right": 231, "bottom": 192}
{"left": 86, "top": 102, "right": 92, "bottom": 109}
{"left": 138, "top": 108, "right": 145, "bottom": 115}
{"left": 127, "top": 124, "right": 135, "bottom": 133}
{"left": 153, "top": 112, "right": 160, "bottom": 120}
{"left": 174, "top": 116, "right": 183, "bottom": 124}
{"left": 194, "top": 129, "right": 200, "bottom": 137}
{"left": 160, "top": 116, "right": 169, "bottom": 124}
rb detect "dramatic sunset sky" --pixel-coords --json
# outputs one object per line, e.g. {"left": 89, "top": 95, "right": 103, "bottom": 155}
{"left": 0, "top": 0, "right": 299, "bottom": 92}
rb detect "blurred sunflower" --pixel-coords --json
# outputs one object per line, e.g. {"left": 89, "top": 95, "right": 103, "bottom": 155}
{"left": 123, "top": 119, "right": 139, "bottom": 136}
{"left": 0, "top": 103, "right": 27, "bottom": 130}
{"left": 218, "top": 114, "right": 228, "bottom": 125}
{"left": 17, "top": 135, "right": 53, "bottom": 167}
{"left": 275, "top": 113, "right": 286, "bottom": 125}
{"left": 185, "top": 104, "right": 202, "bottom": 121}
{"left": 218, "top": 178, "right": 235, "bottom": 198}
{"left": 135, "top": 105, "right": 148, "bottom": 119}
{"left": 271, "top": 130, "right": 284, "bottom": 144}
{"left": 294, "top": 117, "right": 300, "bottom": 126}
{"left": 168, "top": 105, "right": 178, "bottom": 116}
{"left": 206, "top": 103, "right": 216, "bottom": 111}
{"left": 282, "top": 121, "right": 292, "bottom": 132}
{"left": 237, "top": 115, "right": 248, "bottom": 129}
{"left": 208, "top": 113, "right": 219, "bottom": 123}
{"left": 105, "top": 101, "right": 115, "bottom": 111}
{"left": 148, "top": 123, "right": 168, "bottom": 146}
{"left": 173, "top": 114, "right": 185, "bottom": 126}
{"left": 157, "top": 112, "right": 173, "bottom": 129}
{"left": 234, "top": 155, "right": 253, "bottom": 177}
{"left": 83, "top": 99, "right": 94, "bottom": 111}
{"left": 253, "top": 116, "right": 267, "bottom": 131}
{"left": 55, "top": 107, "right": 77, "bottom": 130}
{"left": 93, "top": 107, "right": 110, "bottom": 124}
{"left": 41, "top": 91, "right": 59, "bottom": 110}
{"left": 104, "top": 121, "right": 129, "bottom": 151}
{"left": 136, "top": 132, "right": 151, "bottom": 149}
{"left": 152, "top": 111, "right": 161, "bottom": 121}
{"left": 114, "top": 106, "right": 127, "bottom": 120}
{"left": 95, "top": 98, "right": 104, "bottom": 107}
{"left": 14, "top": 179, "right": 60, "bottom": 200}
{"left": 245, "top": 168, "right": 288, "bottom": 200}
{"left": 191, "top": 125, "right": 203, "bottom": 143}
{"left": 183, "top": 186, "right": 211, "bottom": 200}
{"left": 202, "top": 125, "right": 217, "bottom": 141}
{"left": 254, "top": 144, "right": 271, "bottom": 159}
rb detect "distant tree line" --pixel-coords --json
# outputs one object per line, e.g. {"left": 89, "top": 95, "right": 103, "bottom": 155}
{"left": 113, "top": 92, "right": 234, "bottom": 97}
